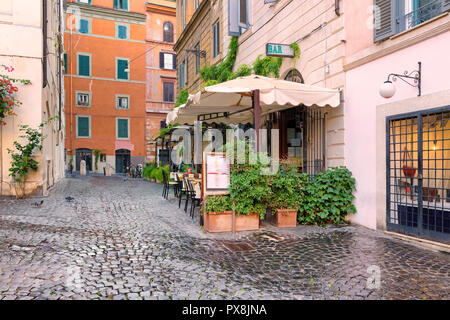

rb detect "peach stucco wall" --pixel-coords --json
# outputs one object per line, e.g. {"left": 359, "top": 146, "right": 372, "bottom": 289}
{"left": 345, "top": 31, "right": 450, "bottom": 229}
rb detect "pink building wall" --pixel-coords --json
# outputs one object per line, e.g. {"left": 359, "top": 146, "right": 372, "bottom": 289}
{"left": 345, "top": 31, "right": 450, "bottom": 229}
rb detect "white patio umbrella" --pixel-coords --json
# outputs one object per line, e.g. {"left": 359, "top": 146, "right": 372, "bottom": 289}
{"left": 166, "top": 74, "right": 340, "bottom": 125}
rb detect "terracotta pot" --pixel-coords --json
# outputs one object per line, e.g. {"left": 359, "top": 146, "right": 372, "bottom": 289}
{"left": 205, "top": 211, "right": 233, "bottom": 233}
{"left": 205, "top": 211, "right": 260, "bottom": 232}
{"left": 235, "top": 213, "right": 260, "bottom": 231}
{"left": 275, "top": 209, "right": 298, "bottom": 228}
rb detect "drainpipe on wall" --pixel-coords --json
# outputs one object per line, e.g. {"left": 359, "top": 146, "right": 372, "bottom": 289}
{"left": 43, "top": 0, "right": 48, "bottom": 88}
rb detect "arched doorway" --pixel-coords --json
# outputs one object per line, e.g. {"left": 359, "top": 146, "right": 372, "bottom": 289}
{"left": 76, "top": 148, "right": 92, "bottom": 172}
{"left": 284, "top": 69, "right": 304, "bottom": 83}
{"left": 115, "top": 149, "right": 130, "bottom": 174}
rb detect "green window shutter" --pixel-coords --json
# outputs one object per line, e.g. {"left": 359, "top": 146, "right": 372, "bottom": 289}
{"left": 79, "top": 19, "right": 89, "bottom": 33}
{"left": 78, "top": 54, "right": 90, "bottom": 76}
{"left": 117, "top": 59, "right": 128, "bottom": 80}
{"left": 118, "top": 25, "right": 127, "bottom": 39}
{"left": 64, "top": 53, "right": 67, "bottom": 74}
{"left": 114, "top": 0, "right": 119, "bottom": 9}
{"left": 118, "top": 119, "right": 128, "bottom": 139}
{"left": 78, "top": 117, "right": 89, "bottom": 137}
{"left": 373, "top": 0, "right": 398, "bottom": 42}
{"left": 124, "top": 0, "right": 128, "bottom": 10}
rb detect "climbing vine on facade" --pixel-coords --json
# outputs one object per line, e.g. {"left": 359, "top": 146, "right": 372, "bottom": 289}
{"left": 173, "top": 37, "right": 301, "bottom": 108}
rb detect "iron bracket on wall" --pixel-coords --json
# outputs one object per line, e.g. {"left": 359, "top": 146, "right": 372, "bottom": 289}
{"left": 386, "top": 61, "right": 422, "bottom": 96}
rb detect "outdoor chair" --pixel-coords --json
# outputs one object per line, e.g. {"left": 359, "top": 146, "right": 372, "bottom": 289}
{"left": 183, "top": 176, "right": 194, "bottom": 213}
{"left": 162, "top": 170, "right": 177, "bottom": 199}
{"left": 177, "top": 174, "right": 187, "bottom": 208}
{"left": 187, "top": 179, "right": 201, "bottom": 219}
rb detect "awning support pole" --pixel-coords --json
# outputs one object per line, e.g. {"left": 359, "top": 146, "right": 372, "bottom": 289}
{"left": 253, "top": 89, "right": 261, "bottom": 152}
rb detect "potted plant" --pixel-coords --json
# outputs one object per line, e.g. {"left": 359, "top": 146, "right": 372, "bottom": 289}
{"left": 204, "top": 195, "right": 233, "bottom": 233}
{"left": 268, "top": 167, "right": 306, "bottom": 228}
{"left": 229, "top": 150, "right": 270, "bottom": 231}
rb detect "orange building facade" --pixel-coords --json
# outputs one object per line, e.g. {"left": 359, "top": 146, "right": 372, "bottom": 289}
{"left": 145, "top": 0, "right": 177, "bottom": 163}
{"left": 64, "top": 0, "right": 147, "bottom": 174}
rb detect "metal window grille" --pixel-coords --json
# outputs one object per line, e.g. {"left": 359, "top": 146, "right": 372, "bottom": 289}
{"left": 387, "top": 107, "right": 450, "bottom": 243}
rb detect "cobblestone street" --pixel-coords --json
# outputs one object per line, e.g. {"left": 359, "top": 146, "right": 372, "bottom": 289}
{"left": 0, "top": 176, "right": 448, "bottom": 300}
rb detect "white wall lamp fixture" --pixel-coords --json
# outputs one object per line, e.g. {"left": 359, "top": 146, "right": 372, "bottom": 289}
{"left": 379, "top": 62, "right": 422, "bottom": 99}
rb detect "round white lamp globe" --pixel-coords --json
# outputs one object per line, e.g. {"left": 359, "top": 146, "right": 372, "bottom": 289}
{"left": 379, "top": 81, "right": 396, "bottom": 99}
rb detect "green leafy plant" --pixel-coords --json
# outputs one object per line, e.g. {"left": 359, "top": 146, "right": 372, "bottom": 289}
{"left": 93, "top": 149, "right": 101, "bottom": 171}
{"left": 143, "top": 162, "right": 156, "bottom": 180}
{"left": 252, "top": 55, "right": 283, "bottom": 78}
{"left": 204, "top": 195, "right": 232, "bottom": 213}
{"left": 156, "top": 123, "right": 180, "bottom": 139}
{"left": 174, "top": 89, "right": 189, "bottom": 107}
{"left": 0, "top": 65, "right": 30, "bottom": 125}
{"left": 7, "top": 118, "right": 56, "bottom": 199}
{"left": 298, "top": 167, "right": 356, "bottom": 225}
{"left": 268, "top": 167, "right": 308, "bottom": 212}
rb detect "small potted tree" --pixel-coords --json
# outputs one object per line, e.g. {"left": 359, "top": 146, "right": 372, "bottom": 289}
{"left": 269, "top": 167, "right": 306, "bottom": 228}
{"left": 204, "top": 195, "right": 233, "bottom": 233}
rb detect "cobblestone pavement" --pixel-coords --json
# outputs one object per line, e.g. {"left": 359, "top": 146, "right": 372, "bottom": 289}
{"left": 0, "top": 176, "right": 448, "bottom": 300}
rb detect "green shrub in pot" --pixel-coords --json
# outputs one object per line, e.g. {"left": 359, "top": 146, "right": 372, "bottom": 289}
{"left": 204, "top": 195, "right": 232, "bottom": 213}
{"left": 268, "top": 167, "right": 308, "bottom": 212}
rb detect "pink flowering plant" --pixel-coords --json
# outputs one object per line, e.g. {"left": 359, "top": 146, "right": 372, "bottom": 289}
{"left": 0, "top": 65, "right": 30, "bottom": 125}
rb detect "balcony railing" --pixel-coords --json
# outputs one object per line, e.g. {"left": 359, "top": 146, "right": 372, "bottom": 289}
{"left": 402, "top": 0, "right": 443, "bottom": 31}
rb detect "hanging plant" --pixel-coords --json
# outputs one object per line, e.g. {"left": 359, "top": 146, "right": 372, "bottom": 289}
{"left": 0, "top": 65, "right": 31, "bottom": 126}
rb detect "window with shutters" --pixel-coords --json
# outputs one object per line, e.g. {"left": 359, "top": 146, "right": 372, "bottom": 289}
{"left": 79, "top": 19, "right": 89, "bottom": 34}
{"left": 163, "top": 82, "right": 175, "bottom": 102}
{"left": 213, "top": 21, "right": 220, "bottom": 58}
{"left": 229, "top": 0, "right": 249, "bottom": 36}
{"left": 116, "top": 23, "right": 128, "bottom": 40}
{"left": 77, "top": 0, "right": 91, "bottom": 4}
{"left": 116, "top": 95, "right": 130, "bottom": 110}
{"left": 116, "top": 58, "right": 129, "bottom": 80}
{"left": 374, "top": 0, "right": 449, "bottom": 42}
{"left": 116, "top": 118, "right": 130, "bottom": 139}
{"left": 163, "top": 22, "right": 174, "bottom": 43}
{"left": 179, "top": 60, "right": 187, "bottom": 89}
{"left": 77, "top": 53, "right": 90, "bottom": 77}
{"left": 76, "top": 92, "right": 91, "bottom": 107}
{"left": 160, "top": 52, "right": 175, "bottom": 70}
{"left": 114, "top": 0, "right": 128, "bottom": 10}
{"left": 76, "top": 116, "right": 90, "bottom": 138}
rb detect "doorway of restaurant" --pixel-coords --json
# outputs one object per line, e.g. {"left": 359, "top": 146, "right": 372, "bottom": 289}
{"left": 387, "top": 106, "right": 450, "bottom": 243}
{"left": 115, "top": 149, "right": 130, "bottom": 174}
{"left": 76, "top": 148, "right": 92, "bottom": 172}
{"left": 279, "top": 106, "right": 326, "bottom": 175}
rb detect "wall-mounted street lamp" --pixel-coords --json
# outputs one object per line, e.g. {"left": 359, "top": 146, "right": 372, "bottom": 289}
{"left": 379, "top": 62, "right": 422, "bottom": 99}
{"left": 186, "top": 49, "right": 207, "bottom": 60}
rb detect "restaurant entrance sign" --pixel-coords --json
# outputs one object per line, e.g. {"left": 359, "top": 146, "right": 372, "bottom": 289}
{"left": 266, "top": 43, "right": 295, "bottom": 58}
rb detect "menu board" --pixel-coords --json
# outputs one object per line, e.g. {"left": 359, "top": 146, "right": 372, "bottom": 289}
{"left": 205, "top": 153, "right": 230, "bottom": 191}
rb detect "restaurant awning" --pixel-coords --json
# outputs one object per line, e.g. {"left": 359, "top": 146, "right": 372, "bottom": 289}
{"left": 166, "top": 75, "right": 341, "bottom": 125}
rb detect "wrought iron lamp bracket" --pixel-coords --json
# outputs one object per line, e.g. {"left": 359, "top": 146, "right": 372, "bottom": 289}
{"left": 186, "top": 49, "right": 207, "bottom": 59}
{"left": 386, "top": 62, "right": 422, "bottom": 96}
